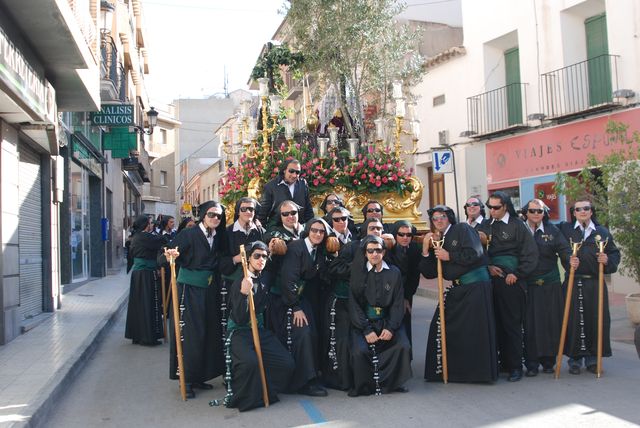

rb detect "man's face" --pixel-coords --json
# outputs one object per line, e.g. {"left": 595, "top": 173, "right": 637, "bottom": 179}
{"left": 365, "top": 243, "right": 385, "bottom": 265}
{"left": 283, "top": 162, "right": 301, "bottom": 185}
{"left": 525, "top": 201, "right": 544, "bottom": 224}
{"left": 465, "top": 198, "right": 482, "bottom": 219}
{"left": 365, "top": 203, "right": 383, "bottom": 220}
{"left": 366, "top": 220, "right": 384, "bottom": 237}
{"left": 396, "top": 226, "right": 413, "bottom": 247}
{"left": 431, "top": 211, "right": 450, "bottom": 233}
{"left": 331, "top": 212, "right": 348, "bottom": 234}
{"left": 325, "top": 194, "right": 342, "bottom": 212}
{"left": 280, "top": 204, "right": 299, "bottom": 228}
{"left": 238, "top": 202, "right": 255, "bottom": 224}
{"left": 249, "top": 250, "right": 268, "bottom": 272}
{"left": 166, "top": 218, "right": 175, "bottom": 231}
{"left": 203, "top": 206, "right": 222, "bottom": 229}
{"left": 487, "top": 197, "right": 507, "bottom": 220}
{"left": 308, "top": 222, "right": 326, "bottom": 246}
{"left": 573, "top": 200, "right": 593, "bottom": 224}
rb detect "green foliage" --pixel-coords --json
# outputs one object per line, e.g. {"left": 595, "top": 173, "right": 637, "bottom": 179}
{"left": 283, "top": 0, "right": 426, "bottom": 139}
{"left": 251, "top": 43, "right": 305, "bottom": 96}
{"left": 555, "top": 121, "right": 640, "bottom": 282}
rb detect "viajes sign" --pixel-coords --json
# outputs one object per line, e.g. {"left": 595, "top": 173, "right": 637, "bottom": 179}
{"left": 90, "top": 104, "right": 134, "bottom": 126}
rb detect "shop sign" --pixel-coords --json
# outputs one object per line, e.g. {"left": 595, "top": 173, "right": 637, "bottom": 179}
{"left": 0, "top": 25, "right": 55, "bottom": 123}
{"left": 486, "top": 109, "right": 640, "bottom": 184}
{"left": 90, "top": 104, "right": 134, "bottom": 126}
{"left": 534, "top": 182, "right": 559, "bottom": 220}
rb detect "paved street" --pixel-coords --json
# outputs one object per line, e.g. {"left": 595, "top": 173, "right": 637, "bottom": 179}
{"left": 48, "top": 293, "right": 640, "bottom": 428}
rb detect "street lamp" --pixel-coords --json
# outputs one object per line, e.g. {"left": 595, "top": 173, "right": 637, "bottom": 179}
{"left": 134, "top": 107, "right": 159, "bottom": 135}
{"left": 100, "top": 0, "right": 115, "bottom": 35}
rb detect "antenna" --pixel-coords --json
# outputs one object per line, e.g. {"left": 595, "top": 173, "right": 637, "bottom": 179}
{"left": 223, "top": 66, "right": 229, "bottom": 98}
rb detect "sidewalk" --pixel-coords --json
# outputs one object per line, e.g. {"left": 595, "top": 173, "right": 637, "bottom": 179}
{"left": 0, "top": 269, "right": 130, "bottom": 428}
{"left": 416, "top": 276, "right": 637, "bottom": 344}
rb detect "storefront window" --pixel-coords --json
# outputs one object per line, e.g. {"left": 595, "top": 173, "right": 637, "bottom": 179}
{"left": 71, "top": 162, "right": 90, "bottom": 281}
{"left": 490, "top": 186, "right": 521, "bottom": 212}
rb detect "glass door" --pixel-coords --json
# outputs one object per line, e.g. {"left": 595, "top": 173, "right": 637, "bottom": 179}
{"left": 71, "top": 162, "right": 90, "bottom": 281}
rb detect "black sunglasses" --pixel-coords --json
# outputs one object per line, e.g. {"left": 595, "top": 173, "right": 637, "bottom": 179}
{"left": 205, "top": 212, "right": 222, "bottom": 219}
{"left": 431, "top": 215, "right": 447, "bottom": 221}
{"left": 309, "top": 227, "right": 326, "bottom": 234}
{"left": 332, "top": 216, "right": 348, "bottom": 223}
{"left": 366, "top": 248, "right": 384, "bottom": 254}
{"left": 281, "top": 210, "right": 298, "bottom": 217}
{"left": 574, "top": 206, "right": 591, "bottom": 212}
{"left": 288, "top": 169, "right": 301, "bottom": 175}
{"left": 367, "top": 225, "right": 383, "bottom": 231}
{"left": 397, "top": 232, "right": 413, "bottom": 238}
{"left": 251, "top": 253, "right": 269, "bottom": 260}
{"left": 465, "top": 202, "right": 481, "bottom": 208}
{"left": 366, "top": 208, "right": 382, "bottom": 213}
{"left": 239, "top": 206, "right": 255, "bottom": 213}
{"left": 527, "top": 208, "right": 544, "bottom": 214}
{"left": 487, "top": 204, "right": 503, "bottom": 210}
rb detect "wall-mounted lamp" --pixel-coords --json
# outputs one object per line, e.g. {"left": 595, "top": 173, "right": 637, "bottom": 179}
{"left": 100, "top": 0, "right": 115, "bottom": 35}
{"left": 134, "top": 107, "right": 159, "bottom": 135}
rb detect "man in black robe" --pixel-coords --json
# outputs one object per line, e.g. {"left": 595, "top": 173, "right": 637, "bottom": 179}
{"left": 125, "top": 215, "right": 165, "bottom": 346}
{"left": 478, "top": 191, "right": 538, "bottom": 382}
{"left": 420, "top": 205, "right": 497, "bottom": 383}
{"left": 257, "top": 159, "right": 314, "bottom": 227}
{"left": 385, "top": 220, "right": 421, "bottom": 348}
{"left": 521, "top": 199, "right": 572, "bottom": 376}
{"left": 558, "top": 198, "right": 620, "bottom": 375}
{"left": 219, "top": 197, "right": 265, "bottom": 342}
{"left": 165, "top": 201, "right": 227, "bottom": 398}
{"left": 224, "top": 241, "right": 294, "bottom": 412}
{"left": 356, "top": 200, "right": 390, "bottom": 233}
{"left": 348, "top": 235, "right": 412, "bottom": 396}
{"left": 271, "top": 217, "right": 333, "bottom": 397}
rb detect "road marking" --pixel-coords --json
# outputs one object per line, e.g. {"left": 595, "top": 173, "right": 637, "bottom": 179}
{"left": 300, "top": 399, "right": 327, "bottom": 424}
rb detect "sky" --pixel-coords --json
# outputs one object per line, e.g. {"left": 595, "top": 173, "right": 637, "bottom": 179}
{"left": 142, "top": 0, "right": 462, "bottom": 106}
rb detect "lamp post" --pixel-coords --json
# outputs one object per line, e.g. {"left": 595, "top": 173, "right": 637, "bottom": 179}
{"left": 134, "top": 107, "right": 158, "bottom": 135}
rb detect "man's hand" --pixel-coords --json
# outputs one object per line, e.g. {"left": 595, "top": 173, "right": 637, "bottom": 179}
{"left": 569, "top": 255, "right": 580, "bottom": 270}
{"left": 488, "top": 265, "right": 504, "bottom": 277}
{"left": 434, "top": 247, "right": 450, "bottom": 261}
{"left": 293, "top": 310, "right": 309, "bottom": 327}
{"left": 365, "top": 332, "right": 378, "bottom": 344}
{"left": 240, "top": 278, "right": 252, "bottom": 296}
{"left": 505, "top": 273, "right": 518, "bottom": 285}
{"left": 379, "top": 329, "right": 394, "bottom": 341}
{"left": 597, "top": 252, "right": 608, "bottom": 265}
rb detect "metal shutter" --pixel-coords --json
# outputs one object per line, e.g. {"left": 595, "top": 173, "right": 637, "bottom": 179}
{"left": 19, "top": 145, "right": 43, "bottom": 320}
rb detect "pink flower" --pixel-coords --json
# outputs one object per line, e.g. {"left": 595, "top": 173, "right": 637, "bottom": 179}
{"left": 329, "top": 178, "right": 335, "bottom": 184}
{"left": 320, "top": 177, "right": 326, "bottom": 184}
{"left": 353, "top": 179, "right": 359, "bottom": 185}
{"left": 313, "top": 179, "right": 319, "bottom": 186}
{"left": 391, "top": 174, "right": 398, "bottom": 181}
{"left": 369, "top": 177, "right": 375, "bottom": 184}
{"left": 368, "top": 160, "right": 375, "bottom": 168}
{"left": 375, "top": 180, "right": 382, "bottom": 187}
{"left": 382, "top": 176, "right": 388, "bottom": 183}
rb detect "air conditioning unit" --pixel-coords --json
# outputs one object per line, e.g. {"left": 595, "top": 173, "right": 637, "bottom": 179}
{"left": 438, "top": 130, "right": 449, "bottom": 145}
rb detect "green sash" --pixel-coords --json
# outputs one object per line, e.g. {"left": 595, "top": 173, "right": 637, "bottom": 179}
{"left": 226, "top": 312, "right": 264, "bottom": 333}
{"left": 366, "top": 305, "right": 386, "bottom": 320}
{"left": 490, "top": 255, "right": 518, "bottom": 271}
{"left": 221, "top": 265, "right": 243, "bottom": 282}
{"left": 527, "top": 267, "right": 561, "bottom": 286}
{"left": 132, "top": 258, "right": 157, "bottom": 271}
{"left": 177, "top": 267, "right": 214, "bottom": 288}
{"left": 334, "top": 280, "right": 350, "bottom": 299}
{"left": 455, "top": 266, "right": 490, "bottom": 286}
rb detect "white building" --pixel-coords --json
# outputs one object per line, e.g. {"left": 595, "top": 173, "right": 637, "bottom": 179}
{"left": 412, "top": 0, "right": 640, "bottom": 293}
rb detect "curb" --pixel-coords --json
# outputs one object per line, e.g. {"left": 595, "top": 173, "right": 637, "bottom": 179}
{"left": 416, "top": 287, "right": 438, "bottom": 300}
{"left": 19, "top": 290, "right": 129, "bottom": 428}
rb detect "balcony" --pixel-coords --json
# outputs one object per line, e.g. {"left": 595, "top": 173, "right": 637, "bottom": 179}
{"left": 100, "top": 32, "right": 127, "bottom": 103}
{"left": 465, "top": 83, "right": 529, "bottom": 138}
{"left": 541, "top": 54, "right": 620, "bottom": 120}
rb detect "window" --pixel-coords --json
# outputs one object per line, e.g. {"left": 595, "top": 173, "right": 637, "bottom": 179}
{"left": 160, "top": 170, "right": 167, "bottom": 186}
{"left": 159, "top": 129, "right": 167, "bottom": 145}
{"left": 433, "top": 94, "right": 445, "bottom": 107}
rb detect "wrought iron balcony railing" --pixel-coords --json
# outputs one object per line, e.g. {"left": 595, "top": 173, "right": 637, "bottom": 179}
{"left": 540, "top": 54, "right": 620, "bottom": 119}
{"left": 465, "top": 83, "right": 528, "bottom": 137}
{"left": 100, "top": 32, "right": 127, "bottom": 102}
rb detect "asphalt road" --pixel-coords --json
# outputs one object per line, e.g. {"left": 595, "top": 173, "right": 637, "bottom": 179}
{"left": 48, "top": 295, "right": 640, "bottom": 428}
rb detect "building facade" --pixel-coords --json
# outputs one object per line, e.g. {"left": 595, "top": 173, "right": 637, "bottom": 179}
{"left": 0, "top": 0, "right": 100, "bottom": 344}
{"left": 412, "top": 0, "right": 640, "bottom": 293}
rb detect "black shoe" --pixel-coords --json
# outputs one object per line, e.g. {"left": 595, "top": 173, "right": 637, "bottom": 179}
{"left": 192, "top": 382, "right": 213, "bottom": 390}
{"left": 298, "top": 384, "right": 328, "bottom": 397}
{"left": 394, "top": 386, "right": 409, "bottom": 393}
{"left": 507, "top": 369, "right": 523, "bottom": 382}
{"left": 185, "top": 384, "right": 195, "bottom": 399}
{"left": 542, "top": 367, "right": 555, "bottom": 374}
{"left": 347, "top": 389, "right": 359, "bottom": 397}
{"left": 525, "top": 368, "right": 538, "bottom": 377}
{"left": 569, "top": 366, "right": 581, "bottom": 375}
{"left": 586, "top": 364, "right": 598, "bottom": 374}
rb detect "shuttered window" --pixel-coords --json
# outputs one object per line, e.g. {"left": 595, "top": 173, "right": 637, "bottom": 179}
{"left": 585, "top": 13, "right": 611, "bottom": 105}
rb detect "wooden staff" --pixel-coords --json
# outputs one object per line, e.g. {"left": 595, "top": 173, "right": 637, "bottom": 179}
{"left": 431, "top": 235, "right": 448, "bottom": 384}
{"left": 239, "top": 245, "right": 269, "bottom": 407}
{"left": 160, "top": 266, "right": 167, "bottom": 343}
{"left": 596, "top": 239, "right": 608, "bottom": 378}
{"left": 166, "top": 248, "right": 187, "bottom": 401}
{"left": 555, "top": 239, "right": 582, "bottom": 379}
